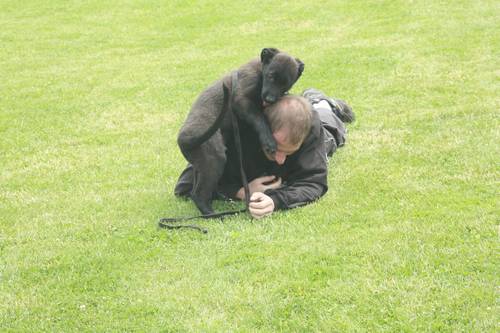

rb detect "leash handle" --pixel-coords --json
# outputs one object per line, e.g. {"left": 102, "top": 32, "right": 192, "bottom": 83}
{"left": 158, "top": 221, "right": 208, "bottom": 234}
{"left": 159, "top": 208, "right": 247, "bottom": 223}
{"left": 158, "top": 208, "right": 247, "bottom": 233}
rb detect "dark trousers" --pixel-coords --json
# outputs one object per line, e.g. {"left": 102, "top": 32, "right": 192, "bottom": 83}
{"left": 314, "top": 101, "right": 347, "bottom": 156}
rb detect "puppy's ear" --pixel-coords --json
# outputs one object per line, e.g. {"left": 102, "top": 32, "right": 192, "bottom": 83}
{"left": 296, "top": 58, "right": 305, "bottom": 79}
{"left": 261, "top": 48, "right": 279, "bottom": 64}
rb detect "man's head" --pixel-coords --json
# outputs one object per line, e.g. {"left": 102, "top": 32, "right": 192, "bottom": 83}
{"left": 263, "top": 95, "right": 312, "bottom": 165}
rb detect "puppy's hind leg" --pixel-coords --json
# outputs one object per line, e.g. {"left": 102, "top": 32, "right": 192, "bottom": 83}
{"left": 189, "top": 132, "right": 227, "bottom": 215}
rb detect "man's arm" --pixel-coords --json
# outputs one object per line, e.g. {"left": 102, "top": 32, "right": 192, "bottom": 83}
{"left": 245, "top": 137, "right": 328, "bottom": 218}
{"left": 264, "top": 123, "right": 329, "bottom": 210}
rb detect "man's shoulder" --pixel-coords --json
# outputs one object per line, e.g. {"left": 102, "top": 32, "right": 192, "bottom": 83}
{"left": 288, "top": 109, "right": 324, "bottom": 158}
{"left": 305, "top": 109, "right": 324, "bottom": 144}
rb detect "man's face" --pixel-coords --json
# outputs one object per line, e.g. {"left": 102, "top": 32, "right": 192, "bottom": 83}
{"left": 264, "top": 128, "right": 301, "bottom": 165}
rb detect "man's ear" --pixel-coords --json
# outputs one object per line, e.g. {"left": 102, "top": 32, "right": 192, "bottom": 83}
{"left": 261, "top": 48, "right": 280, "bottom": 64}
{"left": 296, "top": 58, "right": 305, "bottom": 79}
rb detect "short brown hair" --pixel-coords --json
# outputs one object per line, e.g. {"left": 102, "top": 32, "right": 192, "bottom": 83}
{"left": 264, "top": 95, "right": 312, "bottom": 146}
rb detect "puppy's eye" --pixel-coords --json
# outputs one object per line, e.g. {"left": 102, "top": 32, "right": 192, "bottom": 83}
{"left": 273, "top": 75, "right": 284, "bottom": 85}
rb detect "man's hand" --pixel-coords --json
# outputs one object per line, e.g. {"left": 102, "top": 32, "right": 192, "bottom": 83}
{"left": 248, "top": 192, "right": 275, "bottom": 219}
{"left": 249, "top": 175, "right": 281, "bottom": 194}
{"left": 236, "top": 175, "right": 281, "bottom": 200}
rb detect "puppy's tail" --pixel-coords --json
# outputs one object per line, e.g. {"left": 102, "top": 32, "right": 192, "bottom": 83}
{"left": 177, "top": 82, "right": 231, "bottom": 151}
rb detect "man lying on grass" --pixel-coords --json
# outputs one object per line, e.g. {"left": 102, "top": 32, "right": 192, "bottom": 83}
{"left": 175, "top": 89, "right": 355, "bottom": 218}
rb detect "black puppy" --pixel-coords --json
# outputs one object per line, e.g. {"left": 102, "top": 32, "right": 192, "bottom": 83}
{"left": 177, "top": 48, "right": 304, "bottom": 214}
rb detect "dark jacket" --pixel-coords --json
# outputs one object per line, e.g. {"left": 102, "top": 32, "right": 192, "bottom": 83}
{"left": 218, "top": 109, "right": 328, "bottom": 210}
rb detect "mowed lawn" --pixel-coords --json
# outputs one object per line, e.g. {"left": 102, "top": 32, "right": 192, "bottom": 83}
{"left": 1, "top": 0, "right": 498, "bottom": 331}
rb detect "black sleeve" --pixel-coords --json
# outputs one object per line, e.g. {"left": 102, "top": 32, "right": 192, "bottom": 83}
{"left": 217, "top": 180, "right": 242, "bottom": 200}
{"left": 264, "top": 124, "right": 329, "bottom": 210}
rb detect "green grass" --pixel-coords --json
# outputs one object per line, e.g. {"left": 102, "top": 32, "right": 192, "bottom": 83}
{"left": 1, "top": 0, "right": 498, "bottom": 331}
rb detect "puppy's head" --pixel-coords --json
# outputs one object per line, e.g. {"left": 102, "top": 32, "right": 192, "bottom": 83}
{"left": 260, "top": 48, "right": 305, "bottom": 107}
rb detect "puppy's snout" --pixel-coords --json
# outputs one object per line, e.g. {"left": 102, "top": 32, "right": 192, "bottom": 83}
{"left": 263, "top": 95, "right": 277, "bottom": 104}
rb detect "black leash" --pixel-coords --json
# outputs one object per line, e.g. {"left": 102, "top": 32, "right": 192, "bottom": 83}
{"left": 158, "top": 71, "right": 250, "bottom": 233}
{"left": 230, "top": 73, "right": 251, "bottom": 209}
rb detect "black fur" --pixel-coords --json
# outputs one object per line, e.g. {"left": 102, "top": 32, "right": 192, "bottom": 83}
{"left": 177, "top": 48, "right": 304, "bottom": 214}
